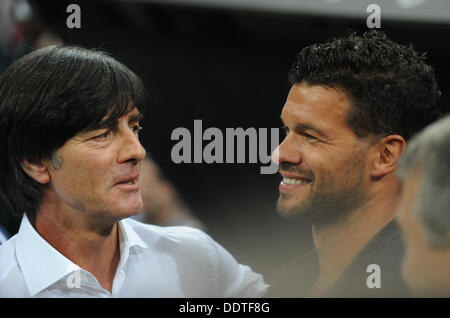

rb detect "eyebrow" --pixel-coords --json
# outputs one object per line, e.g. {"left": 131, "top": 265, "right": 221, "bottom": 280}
{"left": 128, "top": 112, "right": 144, "bottom": 124}
{"left": 87, "top": 112, "right": 144, "bottom": 132}
{"left": 280, "top": 115, "right": 328, "bottom": 138}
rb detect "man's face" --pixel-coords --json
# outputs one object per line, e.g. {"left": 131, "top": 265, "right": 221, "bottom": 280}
{"left": 44, "top": 108, "right": 146, "bottom": 222}
{"left": 397, "top": 169, "right": 450, "bottom": 296}
{"left": 273, "top": 83, "right": 371, "bottom": 224}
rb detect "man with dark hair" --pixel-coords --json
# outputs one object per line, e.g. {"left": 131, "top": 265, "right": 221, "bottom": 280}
{"left": 269, "top": 30, "right": 444, "bottom": 297}
{"left": 0, "top": 46, "right": 267, "bottom": 297}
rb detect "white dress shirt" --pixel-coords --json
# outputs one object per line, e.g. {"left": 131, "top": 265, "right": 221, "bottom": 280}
{"left": 0, "top": 215, "right": 268, "bottom": 297}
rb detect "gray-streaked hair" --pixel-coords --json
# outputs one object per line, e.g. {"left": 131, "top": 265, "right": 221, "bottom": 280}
{"left": 50, "top": 152, "right": 62, "bottom": 170}
{"left": 397, "top": 115, "right": 450, "bottom": 248}
{"left": 0, "top": 45, "right": 146, "bottom": 219}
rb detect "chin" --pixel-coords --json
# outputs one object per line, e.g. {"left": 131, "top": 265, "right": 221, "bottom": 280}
{"left": 112, "top": 198, "right": 143, "bottom": 218}
{"left": 276, "top": 197, "right": 307, "bottom": 218}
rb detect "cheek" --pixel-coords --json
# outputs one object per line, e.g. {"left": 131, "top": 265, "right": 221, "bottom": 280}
{"left": 400, "top": 215, "right": 433, "bottom": 282}
{"left": 338, "top": 151, "right": 367, "bottom": 185}
{"left": 82, "top": 158, "right": 114, "bottom": 188}
{"left": 400, "top": 219, "right": 423, "bottom": 283}
{"left": 303, "top": 150, "right": 325, "bottom": 174}
{"left": 401, "top": 242, "right": 433, "bottom": 295}
{"left": 308, "top": 152, "right": 355, "bottom": 184}
{"left": 60, "top": 156, "right": 113, "bottom": 191}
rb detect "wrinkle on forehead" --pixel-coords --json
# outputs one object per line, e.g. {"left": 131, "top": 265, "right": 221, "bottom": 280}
{"left": 283, "top": 83, "right": 354, "bottom": 137}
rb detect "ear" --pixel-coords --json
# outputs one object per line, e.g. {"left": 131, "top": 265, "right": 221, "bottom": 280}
{"left": 370, "top": 135, "right": 406, "bottom": 178}
{"left": 21, "top": 159, "right": 50, "bottom": 184}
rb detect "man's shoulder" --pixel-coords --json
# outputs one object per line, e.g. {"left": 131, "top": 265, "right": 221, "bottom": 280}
{"left": 0, "top": 235, "right": 18, "bottom": 274}
{"left": 329, "top": 220, "right": 409, "bottom": 297}
{"left": 266, "top": 249, "right": 319, "bottom": 297}
{"left": 121, "top": 218, "right": 268, "bottom": 297}
{"left": 362, "top": 220, "right": 405, "bottom": 267}
{"left": 0, "top": 234, "right": 27, "bottom": 295}
{"left": 122, "top": 218, "right": 216, "bottom": 255}
{"left": 123, "top": 218, "right": 210, "bottom": 241}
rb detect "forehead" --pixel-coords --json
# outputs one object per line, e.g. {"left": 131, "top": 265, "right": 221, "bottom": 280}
{"left": 282, "top": 83, "right": 353, "bottom": 135}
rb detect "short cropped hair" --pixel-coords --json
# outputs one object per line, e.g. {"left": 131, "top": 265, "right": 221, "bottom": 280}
{"left": 0, "top": 46, "right": 146, "bottom": 220}
{"left": 397, "top": 115, "right": 450, "bottom": 247}
{"left": 289, "top": 30, "right": 443, "bottom": 141}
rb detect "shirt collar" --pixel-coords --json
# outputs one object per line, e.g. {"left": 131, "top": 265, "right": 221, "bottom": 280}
{"left": 15, "top": 215, "right": 147, "bottom": 296}
{"left": 15, "top": 214, "right": 80, "bottom": 296}
{"left": 118, "top": 218, "right": 148, "bottom": 252}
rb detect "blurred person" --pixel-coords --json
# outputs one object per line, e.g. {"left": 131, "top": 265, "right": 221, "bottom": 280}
{"left": 0, "top": 0, "right": 62, "bottom": 72}
{"left": 0, "top": 46, "right": 268, "bottom": 297}
{"left": 0, "top": 0, "right": 62, "bottom": 236}
{"left": 396, "top": 115, "right": 450, "bottom": 297}
{"left": 269, "top": 30, "right": 444, "bottom": 297}
{"left": 134, "top": 156, "right": 205, "bottom": 230}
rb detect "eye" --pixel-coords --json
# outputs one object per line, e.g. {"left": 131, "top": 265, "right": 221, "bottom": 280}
{"left": 93, "top": 130, "right": 112, "bottom": 140}
{"left": 304, "top": 133, "right": 318, "bottom": 141}
{"left": 132, "top": 125, "right": 143, "bottom": 135}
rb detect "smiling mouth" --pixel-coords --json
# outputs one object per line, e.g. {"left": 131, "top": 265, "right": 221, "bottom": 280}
{"left": 279, "top": 176, "right": 313, "bottom": 193}
{"left": 281, "top": 177, "right": 311, "bottom": 185}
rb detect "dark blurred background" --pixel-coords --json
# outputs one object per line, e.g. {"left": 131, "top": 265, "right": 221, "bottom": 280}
{"left": 1, "top": 0, "right": 450, "bottom": 279}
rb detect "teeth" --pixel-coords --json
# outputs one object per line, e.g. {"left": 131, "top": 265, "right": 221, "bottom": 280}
{"left": 283, "top": 177, "right": 309, "bottom": 185}
{"left": 126, "top": 180, "right": 134, "bottom": 185}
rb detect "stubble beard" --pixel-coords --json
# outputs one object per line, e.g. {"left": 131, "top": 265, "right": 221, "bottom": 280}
{"left": 276, "top": 172, "right": 367, "bottom": 226}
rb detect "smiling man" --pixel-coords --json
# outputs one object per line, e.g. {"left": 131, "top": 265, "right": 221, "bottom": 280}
{"left": 0, "top": 46, "right": 267, "bottom": 297}
{"left": 269, "top": 31, "right": 444, "bottom": 297}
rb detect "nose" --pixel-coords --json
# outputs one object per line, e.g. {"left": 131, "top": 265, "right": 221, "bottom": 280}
{"left": 271, "top": 145, "right": 280, "bottom": 165}
{"left": 273, "top": 133, "right": 303, "bottom": 165}
{"left": 118, "top": 127, "right": 147, "bottom": 164}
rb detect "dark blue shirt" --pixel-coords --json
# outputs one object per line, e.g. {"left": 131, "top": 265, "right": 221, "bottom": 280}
{"left": 268, "top": 220, "right": 410, "bottom": 297}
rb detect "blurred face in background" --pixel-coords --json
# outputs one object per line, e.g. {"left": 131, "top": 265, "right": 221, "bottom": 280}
{"left": 397, "top": 168, "right": 450, "bottom": 297}
{"left": 273, "top": 83, "right": 371, "bottom": 224}
{"left": 140, "top": 157, "right": 175, "bottom": 213}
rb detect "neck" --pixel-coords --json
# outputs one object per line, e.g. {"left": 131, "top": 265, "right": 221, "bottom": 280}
{"left": 310, "top": 177, "right": 401, "bottom": 295}
{"left": 34, "top": 199, "right": 121, "bottom": 293}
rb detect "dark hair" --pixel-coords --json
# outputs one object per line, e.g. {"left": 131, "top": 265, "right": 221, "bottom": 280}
{"left": 0, "top": 45, "right": 146, "bottom": 219}
{"left": 288, "top": 30, "right": 443, "bottom": 141}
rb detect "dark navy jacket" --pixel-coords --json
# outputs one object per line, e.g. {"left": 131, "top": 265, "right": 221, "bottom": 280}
{"left": 268, "top": 220, "right": 410, "bottom": 297}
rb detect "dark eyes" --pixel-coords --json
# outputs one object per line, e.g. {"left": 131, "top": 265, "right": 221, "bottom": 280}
{"left": 304, "top": 133, "right": 317, "bottom": 141}
{"left": 94, "top": 131, "right": 112, "bottom": 140}
{"left": 281, "top": 126, "right": 317, "bottom": 141}
{"left": 132, "top": 125, "right": 143, "bottom": 135}
{"left": 93, "top": 125, "right": 143, "bottom": 140}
